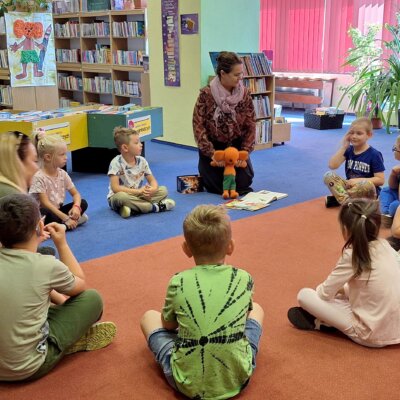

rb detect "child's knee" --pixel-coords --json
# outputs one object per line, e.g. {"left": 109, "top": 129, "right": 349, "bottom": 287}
{"left": 157, "top": 186, "right": 168, "bottom": 198}
{"left": 323, "top": 171, "right": 336, "bottom": 185}
{"left": 297, "top": 287, "right": 316, "bottom": 306}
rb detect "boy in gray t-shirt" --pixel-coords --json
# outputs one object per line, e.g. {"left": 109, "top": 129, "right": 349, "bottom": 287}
{"left": 0, "top": 194, "right": 116, "bottom": 382}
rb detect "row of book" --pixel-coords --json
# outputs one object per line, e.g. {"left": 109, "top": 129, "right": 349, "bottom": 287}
{"left": 55, "top": 22, "right": 80, "bottom": 38}
{"left": 58, "top": 73, "right": 83, "bottom": 91}
{"left": 82, "top": 47, "right": 112, "bottom": 64}
{"left": 113, "top": 80, "right": 140, "bottom": 96}
{"left": 0, "top": 85, "right": 12, "bottom": 106}
{"left": 81, "top": 22, "right": 110, "bottom": 37}
{"left": 59, "top": 97, "right": 82, "bottom": 108}
{"left": 56, "top": 49, "right": 80, "bottom": 63}
{"left": 255, "top": 119, "right": 272, "bottom": 144}
{"left": 252, "top": 95, "right": 271, "bottom": 118}
{"left": 83, "top": 76, "right": 113, "bottom": 94}
{"left": 0, "top": 50, "right": 8, "bottom": 69}
{"left": 112, "top": 21, "right": 145, "bottom": 38}
{"left": 112, "top": 50, "right": 143, "bottom": 66}
{"left": 243, "top": 77, "right": 269, "bottom": 93}
{"left": 240, "top": 53, "right": 272, "bottom": 76}
{"left": 112, "top": 0, "right": 136, "bottom": 10}
{"left": 53, "top": 0, "right": 80, "bottom": 14}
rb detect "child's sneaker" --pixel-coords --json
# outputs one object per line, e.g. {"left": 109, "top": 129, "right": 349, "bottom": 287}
{"left": 65, "top": 322, "right": 117, "bottom": 355}
{"left": 157, "top": 198, "right": 176, "bottom": 212}
{"left": 119, "top": 206, "right": 131, "bottom": 218}
{"left": 77, "top": 213, "right": 89, "bottom": 226}
{"left": 287, "top": 307, "right": 316, "bottom": 330}
{"left": 381, "top": 214, "right": 393, "bottom": 228}
{"left": 325, "top": 195, "right": 340, "bottom": 208}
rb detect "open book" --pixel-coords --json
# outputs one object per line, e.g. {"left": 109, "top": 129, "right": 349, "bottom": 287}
{"left": 225, "top": 190, "right": 288, "bottom": 211}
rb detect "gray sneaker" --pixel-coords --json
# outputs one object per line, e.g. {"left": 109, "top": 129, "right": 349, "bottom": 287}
{"left": 157, "top": 198, "right": 176, "bottom": 212}
{"left": 77, "top": 213, "right": 89, "bottom": 226}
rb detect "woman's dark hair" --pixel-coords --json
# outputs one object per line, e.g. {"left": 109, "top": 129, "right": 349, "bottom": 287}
{"left": 216, "top": 51, "right": 242, "bottom": 78}
{"left": 339, "top": 198, "right": 380, "bottom": 278}
{"left": 0, "top": 193, "right": 40, "bottom": 247}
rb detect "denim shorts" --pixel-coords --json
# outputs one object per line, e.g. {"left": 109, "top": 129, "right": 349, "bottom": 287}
{"left": 147, "top": 318, "right": 262, "bottom": 390}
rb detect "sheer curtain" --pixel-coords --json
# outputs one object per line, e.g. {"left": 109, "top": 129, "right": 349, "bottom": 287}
{"left": 259, "top": 0, "right": 399, "bottom": 73}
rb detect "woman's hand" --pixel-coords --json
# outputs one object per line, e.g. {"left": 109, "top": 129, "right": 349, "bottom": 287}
{"left": 236, "top": 159, "right": 246, "bottom": 168}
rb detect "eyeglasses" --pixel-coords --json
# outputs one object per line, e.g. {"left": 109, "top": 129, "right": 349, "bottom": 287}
{"left": 392, "top": 146, "right": 400, "bottom": 152}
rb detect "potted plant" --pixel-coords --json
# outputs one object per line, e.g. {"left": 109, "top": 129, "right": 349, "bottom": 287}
{"left": 0, "top": 0, "right": 52, "bottom": 13}
{"left": 339, "top": 14, "right": 400, "bottom": 133}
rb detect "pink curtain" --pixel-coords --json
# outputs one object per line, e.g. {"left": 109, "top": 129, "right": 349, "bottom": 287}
{"left": 260, "top": 0, "right": 325, "bottom": 72}
{"left": 260, "top": 0, "right": 399, "bottom": 73}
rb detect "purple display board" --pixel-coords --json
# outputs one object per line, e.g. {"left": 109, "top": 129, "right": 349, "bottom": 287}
{"left": 181, "top": 13, "right": 198, "bottom": 34}
{"left": 161, "top": 0, "right": 180, "bottom": 86}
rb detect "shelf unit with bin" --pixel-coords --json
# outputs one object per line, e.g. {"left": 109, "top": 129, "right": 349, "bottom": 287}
{"left": 53, "top": 1, "right": 149, "bottom": 108}
{"left": 0, "top": 15, "right": 12, "bottom": 109}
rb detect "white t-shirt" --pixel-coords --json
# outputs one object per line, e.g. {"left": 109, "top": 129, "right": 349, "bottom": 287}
{"left": 107, "top": 154, "right": 152, "bottom": 199}
{"left": 29, "top": 169, "right": 74, "bottom": 208}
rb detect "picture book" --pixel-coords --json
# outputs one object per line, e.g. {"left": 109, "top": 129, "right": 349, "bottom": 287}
{"left": 225, "top": 190, "right": 288, "bottom": 211}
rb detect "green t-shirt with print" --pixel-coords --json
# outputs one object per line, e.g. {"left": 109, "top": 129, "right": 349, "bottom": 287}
{"left": 162, "top": 264, "right": 254, "bottom": 400}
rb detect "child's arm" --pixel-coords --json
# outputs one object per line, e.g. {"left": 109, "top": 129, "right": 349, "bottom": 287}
{"left": 67, "top": 187, "right": 82, "bottom": 221}
{"left": 109, "top": 175, "right": 147, "bottom": 196}
{"left": 38, "top": 193, "right": 77, "bottom": 230}
{"left": 346, "top": 171, "right": 385, "bottom": 189}
{"left": 45, "top": 222, "right": 86, "bottom": 296}
{"left": 328, "top": 132, "right": 351, "bottom": 169}
{"left": 389, "top": 166, "right": 400, "bottom": 189}
{"left": 161, "top": 314, "right": 178, "bottom": 330}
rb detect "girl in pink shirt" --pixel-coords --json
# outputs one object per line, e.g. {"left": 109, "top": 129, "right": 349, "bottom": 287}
{"left": 30, "top": 134, "right": 88, "bottom": 230}
{"left": 288, "top": 198, "right": 400, "bottom": 347}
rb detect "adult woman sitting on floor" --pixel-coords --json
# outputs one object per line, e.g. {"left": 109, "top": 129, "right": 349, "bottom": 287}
{"left": 192, "top": 51, "right": 256, "bottom": 195}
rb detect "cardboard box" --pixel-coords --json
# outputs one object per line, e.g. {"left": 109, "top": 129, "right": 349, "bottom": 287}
{"left": 273, "top": 122, "right": 291, "bottom": 143}
{"left": 177, "top": 175, "right": 204, "bottom": 194}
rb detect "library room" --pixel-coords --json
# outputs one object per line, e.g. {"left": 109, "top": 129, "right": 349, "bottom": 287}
{"left": 1, "top": 1, "right": 400, "bottom": 399}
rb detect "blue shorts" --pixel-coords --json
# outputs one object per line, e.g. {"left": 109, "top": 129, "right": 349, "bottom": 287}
{"left": 147, "top": 318, "right": 262, "bottom": 390}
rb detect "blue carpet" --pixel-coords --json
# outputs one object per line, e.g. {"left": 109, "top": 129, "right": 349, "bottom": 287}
{"left": 62, "top": 110, "right": 399, "bottom": 261}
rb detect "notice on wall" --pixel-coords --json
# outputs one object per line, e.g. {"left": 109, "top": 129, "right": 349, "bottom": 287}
{"left": 37, "top": 122, "right": 71, "bottom": 145}
{"left": 161, "top": 0, "right": 180, "bottom": 87}
{"left": 181, "top": 14, "right": 198, "bottom": 35}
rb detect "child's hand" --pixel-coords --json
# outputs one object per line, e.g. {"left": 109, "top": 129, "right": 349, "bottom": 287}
{"left": 45, "top": 222, "right": 67, "bottom": 246}
{"left": 68, "top": 207, "right": 81, "bottom": 221}
{"left": 64, "top": 218, "right": 78, "bottom": 230}
{"left": 143, "top": 184, "right": 155, "bottom": 197}
{"left": 341, "top": 132, "right": 351, "bottom": 148}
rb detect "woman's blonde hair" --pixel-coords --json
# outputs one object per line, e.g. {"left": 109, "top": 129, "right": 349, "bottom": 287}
{"left": 183, "top": 204, "right": 232, "bottom": 259}
{"left": 36, "top": 133, "right": 65, "bottom": 163}
{"left": 0, "top": 132, "right": 30, "bottom": 191}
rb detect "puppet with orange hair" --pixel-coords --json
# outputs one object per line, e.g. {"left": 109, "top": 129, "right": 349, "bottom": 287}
{"left": 10, "top": 19, "right": 46, "bottom": 79}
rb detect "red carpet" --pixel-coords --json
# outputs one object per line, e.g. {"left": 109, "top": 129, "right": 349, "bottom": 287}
{"left": 3, "top": 198, "right": 400, "bottom": 399}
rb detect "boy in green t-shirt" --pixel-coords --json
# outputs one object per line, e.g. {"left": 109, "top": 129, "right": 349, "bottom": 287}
{"left": 140, "top": 205, "right": 264, "bottom": 399}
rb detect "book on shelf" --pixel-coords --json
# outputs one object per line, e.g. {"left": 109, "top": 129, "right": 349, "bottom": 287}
{"left": 84, "top": 0, "right": 111, "bottom": 12}
{"left": 53, "top": 0, "right": 80, "bottom": 14}
{"left": 224, "top": 190, "right": 288, "bottom": 211}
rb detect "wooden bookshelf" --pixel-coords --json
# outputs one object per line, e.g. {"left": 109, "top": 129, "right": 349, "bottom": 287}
{"left": 53, "top": 0, "right": 149, "bottom": 108}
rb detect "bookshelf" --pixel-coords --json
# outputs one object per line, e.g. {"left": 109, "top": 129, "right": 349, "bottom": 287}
{"left": 53, "top": 0, "right": 149, "bottom": 108}
{"left": 0, "top": 15, "right": 12, "bottom": 109}
{"left": 239, "top": 53, "right": 275, "bottom": 150}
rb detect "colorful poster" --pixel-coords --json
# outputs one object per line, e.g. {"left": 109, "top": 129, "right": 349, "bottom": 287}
{"left": 127, "top": 115, "right": 152, "bottom": 138}
{"left": 5, "top": 12, "right": 56, "bottom": 87}
{"left": 161, "top": 0, "right": 180, "bottom": 87}
{"left": 181, "top": 14, "right": 198, "bottom": 35}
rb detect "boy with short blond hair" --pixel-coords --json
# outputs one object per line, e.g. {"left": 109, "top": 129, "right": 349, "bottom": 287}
{"left": 107, "top": 126, "right": 175, "bottom": 218}
{"left": 140, "top": 205, "right": 264, "bottom": 399}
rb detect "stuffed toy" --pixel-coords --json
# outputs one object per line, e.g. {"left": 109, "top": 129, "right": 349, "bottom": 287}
{"left": 210, "top": 146, "right": 248, "bottom": 199}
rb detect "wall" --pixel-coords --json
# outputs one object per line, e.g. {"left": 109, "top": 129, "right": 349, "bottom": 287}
{"left": 200, "top": 0, "right": 260, "bottom": 86}
{"left": 147, "top": 0, "right": 201, "bottom": 147}
{"left": 147, "top": 0, "right": 261, "bottom": 147}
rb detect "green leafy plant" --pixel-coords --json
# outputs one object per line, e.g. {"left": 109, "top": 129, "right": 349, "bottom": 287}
{"left": 0, "top": 0, "right": 52, "bottom": 14}
{"left": 339, "top": 14, "right": 400, "bottom": 133}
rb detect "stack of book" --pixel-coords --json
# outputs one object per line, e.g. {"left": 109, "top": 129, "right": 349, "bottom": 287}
{"left": 255, "top": 120, "right": 271, "bottom": 144}
{"left": 243, "top": 77, "right": 267, "bottom": 93}
{"left": 112, "top": 50, "right": 143, "bottom": 66}
{"left": 112, "top": 21, "right": 145, "bottom": 38}
{"left": 53, "top": 0, "right": 80, "bottom": 14}
{"left": 239, "top": 53, "right": 272, "bottom": 76}
{"left": 55, "top": 21, "right": 80, "bottom": 38}
{"left": 83, "top": 76, "right": 112, "bottom": 94}
{"left": 0, "top": 85, "right": 12, "bottom": 106}
{"left": 113, "top": 80, "right": 140, "bottom": 97}
{"left": 56, "top": 49, "right": 81, "bottom": 63}
{"left": 0, "top": 50, "right": 8, "bottom": 69}
{"left": 81, "top": 22, "right": 110, "bottom": 37}
{"left": 58, "top": 73, "right": 83, "bottom": 91}
{"left": 252, "top": 95, "right": 271, "bottom": 118}
{"left": 82, "top": 45, "right": 111, "bottom": 64}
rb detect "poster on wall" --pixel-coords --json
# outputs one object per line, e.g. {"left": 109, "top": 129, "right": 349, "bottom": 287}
{"left": 5, "top": 12, "right": 56, "bottom": 87}
{"left": 181, "top": 14, "right": 198, "bottom": 35}
{"left": 128, "top": 115, "right": 152, "bottom": 138}
{"left": 161, "top": 0, "right": 180, "bottom": 87}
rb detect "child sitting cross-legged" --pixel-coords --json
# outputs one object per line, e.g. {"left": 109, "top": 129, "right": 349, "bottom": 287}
{"left": 0, "top": 193, "right": 116, "bottom": 382}
{"left": 140, "top": 205, "right": 264, "bottom": 399}
{"left": 107, "top": 126, "right": 175, "bottom": 218}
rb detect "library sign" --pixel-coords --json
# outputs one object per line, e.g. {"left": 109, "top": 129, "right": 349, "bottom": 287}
{"left": 161, "top": 0, "right": 180, "bottom": 87}
{"left": 128, "top": 115, "right": 152, "bottom": 138}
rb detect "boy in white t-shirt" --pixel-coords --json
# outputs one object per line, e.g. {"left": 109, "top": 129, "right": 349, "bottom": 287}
{"left": 107, "top": 126, "right": 175, "bottom": 218}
